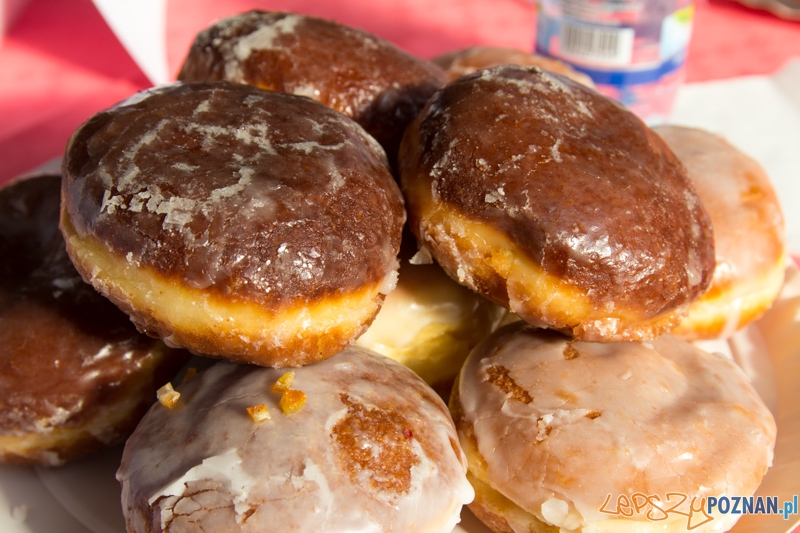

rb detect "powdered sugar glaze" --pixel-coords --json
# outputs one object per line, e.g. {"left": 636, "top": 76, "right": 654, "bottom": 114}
{"left": 659, "top": 126, "right": 784, "bottom": 295}
{"left": 456, "top": 322, "right": 776, "bottom": 531}
{"left": 63, "top": 82, "right": 405, "bottom": 307}
{"left": 655, "top": 125, "right": 787, "bottom": 339}
{"left": 178, "top": 11, "right": 447, "bottom": 166}
{"left": 118, "top": 347, "right": 473, "bottom": 532}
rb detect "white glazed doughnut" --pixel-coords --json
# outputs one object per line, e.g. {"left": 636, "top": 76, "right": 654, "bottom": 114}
{"left": 118, "top": 346, "right": 474, "bottom": 533}
{"left": 451, "top": 322, "right": 776, "bottom": 533}
{"left": 654, "top": 125, "right": 786, "bottom": 340}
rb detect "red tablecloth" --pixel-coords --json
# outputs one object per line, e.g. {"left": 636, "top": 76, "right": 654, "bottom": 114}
{"left": 1, "top": 0, "right": 799, "bottom": 185}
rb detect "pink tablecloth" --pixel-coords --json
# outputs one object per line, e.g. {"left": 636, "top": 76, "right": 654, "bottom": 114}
{"left": 0, "top": 0, "right": 799, "bottom": 184}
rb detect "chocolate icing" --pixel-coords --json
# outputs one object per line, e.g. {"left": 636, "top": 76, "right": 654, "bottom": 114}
{"left": 63, "top": 82, "right": 405, "bottom": 308}
{"left": 400, "top": 66, "right": 715, "bottom": 339}
{"left": 178, "top": 11, "right": 448, "bottom": 167}
{"left": 0, "top": 174, "right": 187, "bottom": 465}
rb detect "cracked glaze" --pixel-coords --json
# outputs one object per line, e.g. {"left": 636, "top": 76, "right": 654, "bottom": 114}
{"left": 118, "top": 347, "right": 473, "bottom": 532}
{"left": 63, "top": 81, "right": 404, "bottom": 308}
{"left": 454, "top": 321, "right": 776, "bottom": 529}
{"left": 178, "top": 10, "right": 447, "bottom": 164}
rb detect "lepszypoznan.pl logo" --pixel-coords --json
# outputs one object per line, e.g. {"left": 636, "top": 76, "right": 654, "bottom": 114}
{"left": 599, "top": 493, "right": 798, "bottom": 530}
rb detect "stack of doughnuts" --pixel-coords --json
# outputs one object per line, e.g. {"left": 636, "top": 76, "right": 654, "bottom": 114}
{"left": 14, "top": 8, "right": 784, "bottom": 533}
{"left": 398, "top": 63, "right": 781, "bottom": 532}
{"left": 55, "top": 12, "right": 476, "bottom": 531}
{"left": 0, "top": 173, "right": 191, "bottom": 466}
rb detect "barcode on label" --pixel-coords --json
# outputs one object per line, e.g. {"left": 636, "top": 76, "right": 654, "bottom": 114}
{"left": 560, "top": 21, "right": 634, "bottom": 65}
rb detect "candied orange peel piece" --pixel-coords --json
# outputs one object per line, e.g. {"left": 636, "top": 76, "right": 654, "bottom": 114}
{"left": 271, "top": 371, "right": 295, "bottom": 393}
{"left": 246, "top": 404, "right": 272, "bottom": 423}
{"left": 180, "top": 367, "right": 197, "bottom": 384}
{"left": 279, "top": 389, "right": 307, "bottom": 414}
{"left": 157, "top": 382, "right": 180, "bottom": 409}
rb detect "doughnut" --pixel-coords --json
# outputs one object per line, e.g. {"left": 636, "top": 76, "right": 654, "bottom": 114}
{"left": 177, "top": 10, "right": 448, "bottom": 168}
{"left": 653, "top": 125, "right": 786, "bottom": 340}
{"left": 117, "top": 346, "right": 474, "bottom": 533}
{"left": 451, "top": 321, "right": 776, "bottom": 533}
{"left": 433, "top": 46, "right": 595, "bottom": 87}
{"left": 399, "top": 65, "right": 716, "bottom": 342}
{"left": 355, "top": 249, "right": 506, "bottom": 395}
{"left": 61, "top": 81, "right": 405, "bottom": 368}
{"left": 0, "top": 173, "right": 190, "bottom": 467}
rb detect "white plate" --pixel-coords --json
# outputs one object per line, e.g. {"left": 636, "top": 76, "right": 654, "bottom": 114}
{"left": 36, "top": 446, "right": 125, "bottom": 533}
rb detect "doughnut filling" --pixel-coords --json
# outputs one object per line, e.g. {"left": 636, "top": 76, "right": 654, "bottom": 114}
{"left": 654, "top": 125, "right": 786, "bottom": 340}
{"left": 117, "top": 347, "right": 474, "bottom": 533}
{"left": 0, "top": 174, "right": 189, "bottom": 466}
{"left": 178, "top": 10, "right": 448, "bottom": 166}
{"left": 433, "top": 46, "right": 595, "bottom": 87}
{"left": 451, "top": 322, "right": 776, "bottom": 533}
{"left": 62, "top": 82, "right": 405, "bottom": 367}
{"left": 399, "top": 65, "right": 716, "bottom": 342}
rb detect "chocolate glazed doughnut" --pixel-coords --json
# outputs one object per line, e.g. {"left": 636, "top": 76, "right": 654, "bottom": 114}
{"left": 178, "top": 10, "right": 448, "bottom": 169}
{"left": 0, "top": 174, "right": 189, "bottom": 466}
{"left": 61, "top": 82, "right": 405, "bottom": 367}
{"left": 399, "top": 65, "right": 715, "bottom": 342}
{"left": 433, "top": 46, "right": 595, "bottom": 87}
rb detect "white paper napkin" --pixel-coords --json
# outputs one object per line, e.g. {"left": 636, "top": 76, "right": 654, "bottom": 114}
{"left": 91, "top": 0, "right": 169, "bottom": 85}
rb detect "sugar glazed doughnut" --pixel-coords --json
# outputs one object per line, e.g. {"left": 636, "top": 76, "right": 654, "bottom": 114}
{"left": 433, "top": 46, "right": 595, "bottom": 88}
{"left": 400, "top": 65, "right": 716, "bottom": 342}
{"left": 118, "top": 346, "right": 474, "bottom": 533}
{"left": 0, "top": 174, "right": 189, "bottom": 466}
{"left": 61, "top": 82, "right": 405, "bottom": 367}
{"left": 451, "top": 322, "right": 776, "bottom": 533}
{"left": 654, "top": 125, "right": 786, "bottom": 340}
{"left": 178, "top": 10, "right": 448, "bottom": 167}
